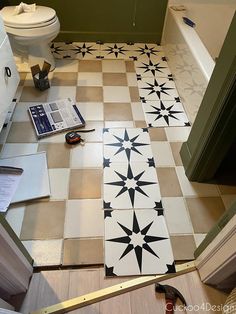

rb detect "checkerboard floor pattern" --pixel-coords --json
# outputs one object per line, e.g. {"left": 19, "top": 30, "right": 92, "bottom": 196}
{"left": 0, "top": 43, "right": 232, "bottom": 270}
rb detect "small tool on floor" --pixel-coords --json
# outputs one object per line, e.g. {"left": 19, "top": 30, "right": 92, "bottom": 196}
{"left": 155, "top": 283, "right": 187, "bottom": 314}
{"left": 65, "top": 128, "right": 95, "bottom": 145}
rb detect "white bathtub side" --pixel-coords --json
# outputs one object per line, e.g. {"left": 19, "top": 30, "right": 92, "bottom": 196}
{"left": 162, "top": 9, "right": 215, "bottom": 123}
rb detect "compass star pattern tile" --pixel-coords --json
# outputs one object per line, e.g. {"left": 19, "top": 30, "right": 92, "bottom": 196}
{"left": 142, "top": 100, "right": 191, "bottom": 127}
{"left": 138, "top": 77, "right": 179, "bottom": 101}
{"left": 131, "top": 44, "right": 163, "bottom": 60}
{"left": 104, "top": 209, "right": 176, "bottom": 276}
{"left": 103, "top": 128, "right": 154, "bottom": 163}
{"left": 71, "top": 42, "right": 101, "bottom": 59}
{"left": 103, "top": 162, "right": 161, "bottom": 209}
{"left": 51, "top": 42, "right": 75, "bottom": 59}
{"left": 100, "top": 43, "right": 133, "bottom": 60}
{"left": 135, "top": 59, "right": 172, "bottom": 78}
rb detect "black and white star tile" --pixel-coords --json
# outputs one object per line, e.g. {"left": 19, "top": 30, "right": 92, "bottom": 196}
{"left": 130, "top": 44, "right": 164, "bottom": 61}
{"left": 100, "top": 43, "right": 133, "bottom": 60}
{"left": 104, "top": 209, "right": 175, "bottom": 276}
{"left": 135, "top": 58, "right": 172, "bottom": 78}
{"left": 138, "top": 77, "right": 180, "bottom": 102}
{"left": 103, "top": 128, "right": 154, "bottom": 164}
{"left": 103, "top": 162, "right": 161, "bottom": 209}
{"left": 142, "top": 100, "right": 191, "bottom": 127}
{"left": 70, "top": 42, "right": 101, "bottom": 59}
{"left": 51, "top": 42, "right": 75, "bottom": 59}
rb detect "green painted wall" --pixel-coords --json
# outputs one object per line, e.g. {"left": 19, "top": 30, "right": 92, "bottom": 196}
{"left": 1, "top": 0, "right": 168, "bottom": 43}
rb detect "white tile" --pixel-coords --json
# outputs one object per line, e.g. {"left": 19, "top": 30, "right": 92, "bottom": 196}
{"left": 151, "top": 142, "right": 175, "bottom": 167}
{"left": 103, "top": 86, "right": 131, "bottom": 102}
{"left": 48, "top": 168, "right": 70, "bottom": 200}
{"left": 64, "top": 199, "right": 104, "bottom": 238}
{"left": 138, "top": 77, "right": 179, "bottom": 101}
{"left": 105, "top": 121, "right": 134, "bottom": 128}
{"left": 70, "top": 142, "right": 103, "bottom": 168}
{"left": 22, "top": 240, "right": 63, "bottom": 266}
{"left": 194, "top": 234, "right": 207, "bottom": 247}
{"left": 1, "top": 143, "right": 38, "bottom": 158}
{"left": 104, "top": 209, "right": 175, "bottom": 276}
{"left": 103, "top": 128, "right": 152, "bottom": 164}
{"left": 221, "top": 194, "right": 236, "bottom": 210}
{"left": 12, "top": 102, "right": 33, "bottom": 122}
{"left": 102, "top": 60, "right": 126, "bottom": 73}
{"left": 131, "top": 102, "right": 145, "bottom": 121}
{"left": 104, "top": 162, "right": 161, "bottom": 209}
{"left": 162, "top": 197, "right": 193, "bottom": 234}
{"left": 142, "top": 100, "right": 190, "bottom": 127}
{"left": 127, "top": 73, "right": 138, "bottom": 86}
{"left": 77, "top": 72, "right": 103, "bottom": 86}
{"left": 76, "top": 102, "right": 104, "bottom": 120}
{"left": 176, "top": 166, "right": 220, "bottom": 197}
{"left": 6, "top": 205, "right": 25, "bottom": 237}
{"left": 47, "top": 86, "right": 77, "bottom": 102}
{"left": 54, "top": 59, "right": 79, "bottom": 72}
{"left": 165, "top": 127, "right": 191, "bottom": 141}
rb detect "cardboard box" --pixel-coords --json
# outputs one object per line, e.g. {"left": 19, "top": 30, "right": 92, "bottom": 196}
{"left": 31, "top": 61, "right": 51, "bottom": 91}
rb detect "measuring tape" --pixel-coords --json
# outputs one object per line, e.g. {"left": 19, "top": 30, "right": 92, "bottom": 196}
{"left": 65, "top": 129, "right": 95, "bottom": 145}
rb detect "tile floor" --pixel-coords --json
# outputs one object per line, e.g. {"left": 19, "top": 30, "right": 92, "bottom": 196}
{"left": 0, "top": 42, "right": 233, "bottom": 272}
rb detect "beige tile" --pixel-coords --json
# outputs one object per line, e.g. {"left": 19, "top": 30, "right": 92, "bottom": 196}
{"left": 151, "top": 142, "right": 175, "bottom": 167}
{"left": 19, "top": 72, "right": 27, "bottom": 86}
{"left": 0, "top": 144, "right": 3, "bottom": 154}
{"left": 217, "top": 184, "right": 236, "bottom": 195}
{"left": 63, "top": 238, "right": 103, "bottom": 265}
{"left": 69, "top": 169, "right": 102, "bottom": 199}
{"left": 129, "top": 86, "right": 140, "bottom": 102}
{"left": 186, "top": 197, "right": 225, "bottom": 233}
{"left": 170, "top": 235, "right": 196, "bottom": 260}
{"left": 125, "top": 61, "right": 135, "bottom": 72}
{"left": 105, "top": 121, "right": 134, "bottom": 128}
{"left": 51, "top": 72, "right": 78, "bottom": 86}
{"left": 221, "top": 194, "right": 236, "bottom": 210}
{"left": 76, "top": 86, "right": 103, "bottom": 102}
{"left": 104, "top": 103, "right": 133, "bottom": 121}
{"left": 47, "top": 86, "right": 77, "bottom": 102}
{"left": 102, "top": 60, "right": 126, "bottom": 73}
{"left": 134, "top": 121, "right": 147, "bottom": 128}
{"left": 54, "top": 59, "right": 79, "bottom": 72}
{"left": 78, "top": 60, "right": 102, "bottom": 72}
{"left": 148, "top": 128, "right": 167, "bottom": 141}
{"left": 170, "top": 142, "right": 183, "bottom": 166}
{"left": 20, "top": 86, "right": 49, "bottom": 102}
{"left": 20, "top": 201, "right": 65, "bottom": 240}
{"left": 156, "top": 167, "right": 182, "bottom": 197}
{"left": 127, "top": 73, "right": 138, "bottom": 86}
{"left": 103, "top": 73, "right": 127, "bottom": 86}
{"left": 176, "top": 166, "right": 219, "bottom": 197}
{"left": 6, "top": 122, "right": 38, "bottom": 143}
{"left": 38, "top": 143, "right": 70, "bottom": 168}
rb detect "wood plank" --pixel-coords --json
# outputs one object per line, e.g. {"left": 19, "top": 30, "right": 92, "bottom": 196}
{"left": 31, "top": 262, "right": 195, "bottom": 314}
{"left": 68, "top": 269, "right": 100, "bottom": 314}
{"left": 99, "top": 268, "right": 131, "bottom": 314}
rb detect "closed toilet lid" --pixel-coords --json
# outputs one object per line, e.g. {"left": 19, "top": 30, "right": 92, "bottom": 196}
{"left": 0, "top": 6, "right": 56, "bottom": 28}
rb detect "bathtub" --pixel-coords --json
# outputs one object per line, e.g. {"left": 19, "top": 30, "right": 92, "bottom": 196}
{"left": 162, "top": 7, "right": 216, "bottom": 122}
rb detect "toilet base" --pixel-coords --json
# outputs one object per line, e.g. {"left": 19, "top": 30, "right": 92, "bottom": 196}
{"left": 28, "top": 43, "right": 55, "bottom": 71}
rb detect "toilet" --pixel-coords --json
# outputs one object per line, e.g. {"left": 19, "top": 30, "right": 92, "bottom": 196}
{"left": 0, "top": 5, "right": 60, "bottom": 70}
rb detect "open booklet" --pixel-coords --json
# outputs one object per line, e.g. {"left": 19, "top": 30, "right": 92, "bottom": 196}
{"left": 0, "top": 166, "right": 23, "bottom": 212}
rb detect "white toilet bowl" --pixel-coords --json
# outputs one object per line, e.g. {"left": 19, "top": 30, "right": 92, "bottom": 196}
{"left": 0, "top": 6, "right": 60, "bottom": 70}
